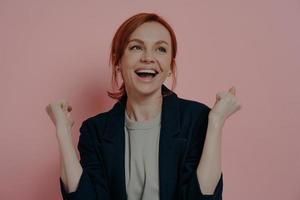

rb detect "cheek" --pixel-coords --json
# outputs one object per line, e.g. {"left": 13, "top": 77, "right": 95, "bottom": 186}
{"left": 157, "top": 56, "right": 172, "bottom": 69}
{"left": 158, "top": 53, "right": 171, "bottom": 62}
{"left": 120, "top": 56, "right": 138, "bottom": 71}
{"left": 123, "top": 51, "right": 141, "bottom": 63}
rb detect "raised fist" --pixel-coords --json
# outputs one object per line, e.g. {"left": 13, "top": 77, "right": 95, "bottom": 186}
{"left": 210, "top": 87, "right": 242, "bottom": 123}
{"left": 45, "top": 100, "right": 74, "bottom": 129}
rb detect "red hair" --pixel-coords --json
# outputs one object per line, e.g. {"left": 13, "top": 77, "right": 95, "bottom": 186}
{"left": 107, "top": 12, "right": 178, "bottom": 100}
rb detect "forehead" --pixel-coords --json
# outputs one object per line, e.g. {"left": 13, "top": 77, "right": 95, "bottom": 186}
{"left": 128, "top": 22, "right": 171, "bottom": 44}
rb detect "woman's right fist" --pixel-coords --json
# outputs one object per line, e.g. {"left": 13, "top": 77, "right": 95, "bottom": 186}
{"left": 45, "top": 100, "right": 75, "bottom": 129}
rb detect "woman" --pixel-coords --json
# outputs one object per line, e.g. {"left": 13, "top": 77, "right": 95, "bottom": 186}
{"left": 46, "top": 12, "right": 241, "bottom": 200}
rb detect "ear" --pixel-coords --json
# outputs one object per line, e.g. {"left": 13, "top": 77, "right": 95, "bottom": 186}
{"left": 115, "top": 65, "right": 122, "bottom": 73}
{"left": 171, "top": 58, "right": 176, "bottom": 66}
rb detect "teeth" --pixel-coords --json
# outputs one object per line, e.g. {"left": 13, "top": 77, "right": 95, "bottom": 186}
{"left": 135, "top": 69, "right": 157, "bottom": 74}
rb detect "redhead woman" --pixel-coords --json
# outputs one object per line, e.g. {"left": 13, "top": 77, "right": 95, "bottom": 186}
{"left": 46, "top": 12, "right": 241, "bottom": 200}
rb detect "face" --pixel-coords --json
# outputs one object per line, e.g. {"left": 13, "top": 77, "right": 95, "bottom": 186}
{"left": 118, "top": 21, "right": 172, "bottom": 97}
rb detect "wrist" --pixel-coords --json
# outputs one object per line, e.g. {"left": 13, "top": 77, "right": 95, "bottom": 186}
{"left": 208, "top": 112, "right": 225, "bottom": 128}
{"left": 56, "top": 125, "right": 72, "bottom": 137}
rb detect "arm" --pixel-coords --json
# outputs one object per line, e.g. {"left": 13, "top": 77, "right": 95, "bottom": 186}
{"left": 196, "top": 114, "right": 223, "bottom": 195}
{"left": 60, "top": 157, "right": 68, "bottom": 191}
{"left": 177, "top": 87, "right": 240, "bottom": 199}
{"left": 196, "top": 86, "right": 241, "bottom": 197}
{"left": 57, "top": 127, "right": 83, "bottom": 194}
{"left": 177, "top": 105, "right": 223, "bottom": 200}
{"left": 58, "top": 121, "right": 110, "bottom": 200}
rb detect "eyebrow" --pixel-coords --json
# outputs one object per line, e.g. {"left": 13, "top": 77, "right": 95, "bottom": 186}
{"left": 128, "top": 38, "right": 169, "bottom": 46}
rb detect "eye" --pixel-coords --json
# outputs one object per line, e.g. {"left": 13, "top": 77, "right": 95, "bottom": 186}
{"left": 157, "top": 47, "right": 167, "bottom": 53}
{"left": 129, "top": 45, "right": 142, "bottom": 50}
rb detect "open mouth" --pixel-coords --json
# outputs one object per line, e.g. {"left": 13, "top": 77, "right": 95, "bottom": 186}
{"left": 135, "top": 69, "right": 158, "bottom": 78}
{"left": 135, "top": 71, "right": 158, "bottom": 78}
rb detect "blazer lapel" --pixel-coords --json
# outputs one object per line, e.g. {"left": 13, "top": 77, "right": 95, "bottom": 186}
{"left": 159, "top": 85, "right": 187, "bottom": 200}
{"left": 96, "top": 96, "right": 127, "bottom": 199}
{"left": 98, "top": 84, "right": 186, "bottom": 200}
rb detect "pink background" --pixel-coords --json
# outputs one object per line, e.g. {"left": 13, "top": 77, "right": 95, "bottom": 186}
{"left": 1, "top": 0, "right": 299, "bottom": 199}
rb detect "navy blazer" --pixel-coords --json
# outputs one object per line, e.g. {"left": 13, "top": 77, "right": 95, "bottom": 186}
{"left": 59, "top": 84, "right": 223, "bottom": 200}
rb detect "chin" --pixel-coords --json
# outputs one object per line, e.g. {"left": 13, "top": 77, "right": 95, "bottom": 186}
{"left": 135, "top": 84, "right": 161, "bottom": 96}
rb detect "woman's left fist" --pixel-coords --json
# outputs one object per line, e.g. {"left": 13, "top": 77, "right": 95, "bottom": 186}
{"left": 209, "top": 86, "right": 242, "bottom": 123}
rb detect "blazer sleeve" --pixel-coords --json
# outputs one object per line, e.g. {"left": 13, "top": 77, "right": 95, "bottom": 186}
{"left": 59, "top": 120, "right": 111, "bottom": 200}
{"left": 177, "top": 105, "right": 223, "bottom": 200}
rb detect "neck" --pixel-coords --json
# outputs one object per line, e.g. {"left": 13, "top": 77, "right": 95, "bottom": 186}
{"left": 125, "top": 89, "right": 163, "bottom": 122}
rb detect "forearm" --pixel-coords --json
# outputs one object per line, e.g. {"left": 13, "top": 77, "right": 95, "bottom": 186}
{"left": 56, "top": 127, "right": 83, "bottom": 193}
{"left": 196, "top": 115, "right": 223, "bottom": 194}
{"left": 60, "top": 157, "right": 67, "bottom": 189}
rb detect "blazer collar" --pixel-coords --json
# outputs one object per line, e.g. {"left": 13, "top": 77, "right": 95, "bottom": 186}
{"left": 103, "top": 84, "right": 181, "bottom": 142}
{"left": 99, "top": 84, "right": 183, "bottom": 200}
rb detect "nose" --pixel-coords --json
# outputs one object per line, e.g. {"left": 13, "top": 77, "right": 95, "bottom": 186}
{"left": 140, "top": 50, "right": 155, "bottom": 63}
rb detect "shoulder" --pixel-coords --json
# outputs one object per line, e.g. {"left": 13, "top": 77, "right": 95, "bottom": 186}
{"left": 83, "top": 111, "right": 109, "bottom": 125}
{"left": 79, "top": 110, "right": 111, "bottom": 137}
{"left": 177, "top": 96, "right": 211, "bottom": 118}
{"left": 174, "top": 96, "right": 212, "bottom": 141}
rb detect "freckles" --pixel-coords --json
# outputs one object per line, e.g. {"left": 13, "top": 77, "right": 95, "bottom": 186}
{"left": 127, "top": 52, "right": 141, "bottom": 61}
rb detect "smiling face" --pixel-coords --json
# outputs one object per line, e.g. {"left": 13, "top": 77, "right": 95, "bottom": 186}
{"left": 118, "top": 21, "right": 173, "bottom": 98}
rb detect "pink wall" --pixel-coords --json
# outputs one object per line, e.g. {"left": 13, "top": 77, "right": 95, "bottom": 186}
{"left": 1, "top": 0, "right": 299, "bottom": 199}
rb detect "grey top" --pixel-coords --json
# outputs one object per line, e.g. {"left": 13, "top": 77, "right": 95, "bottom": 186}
{"left": 124, "top": 110, "right": 161, "bottom": 200}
